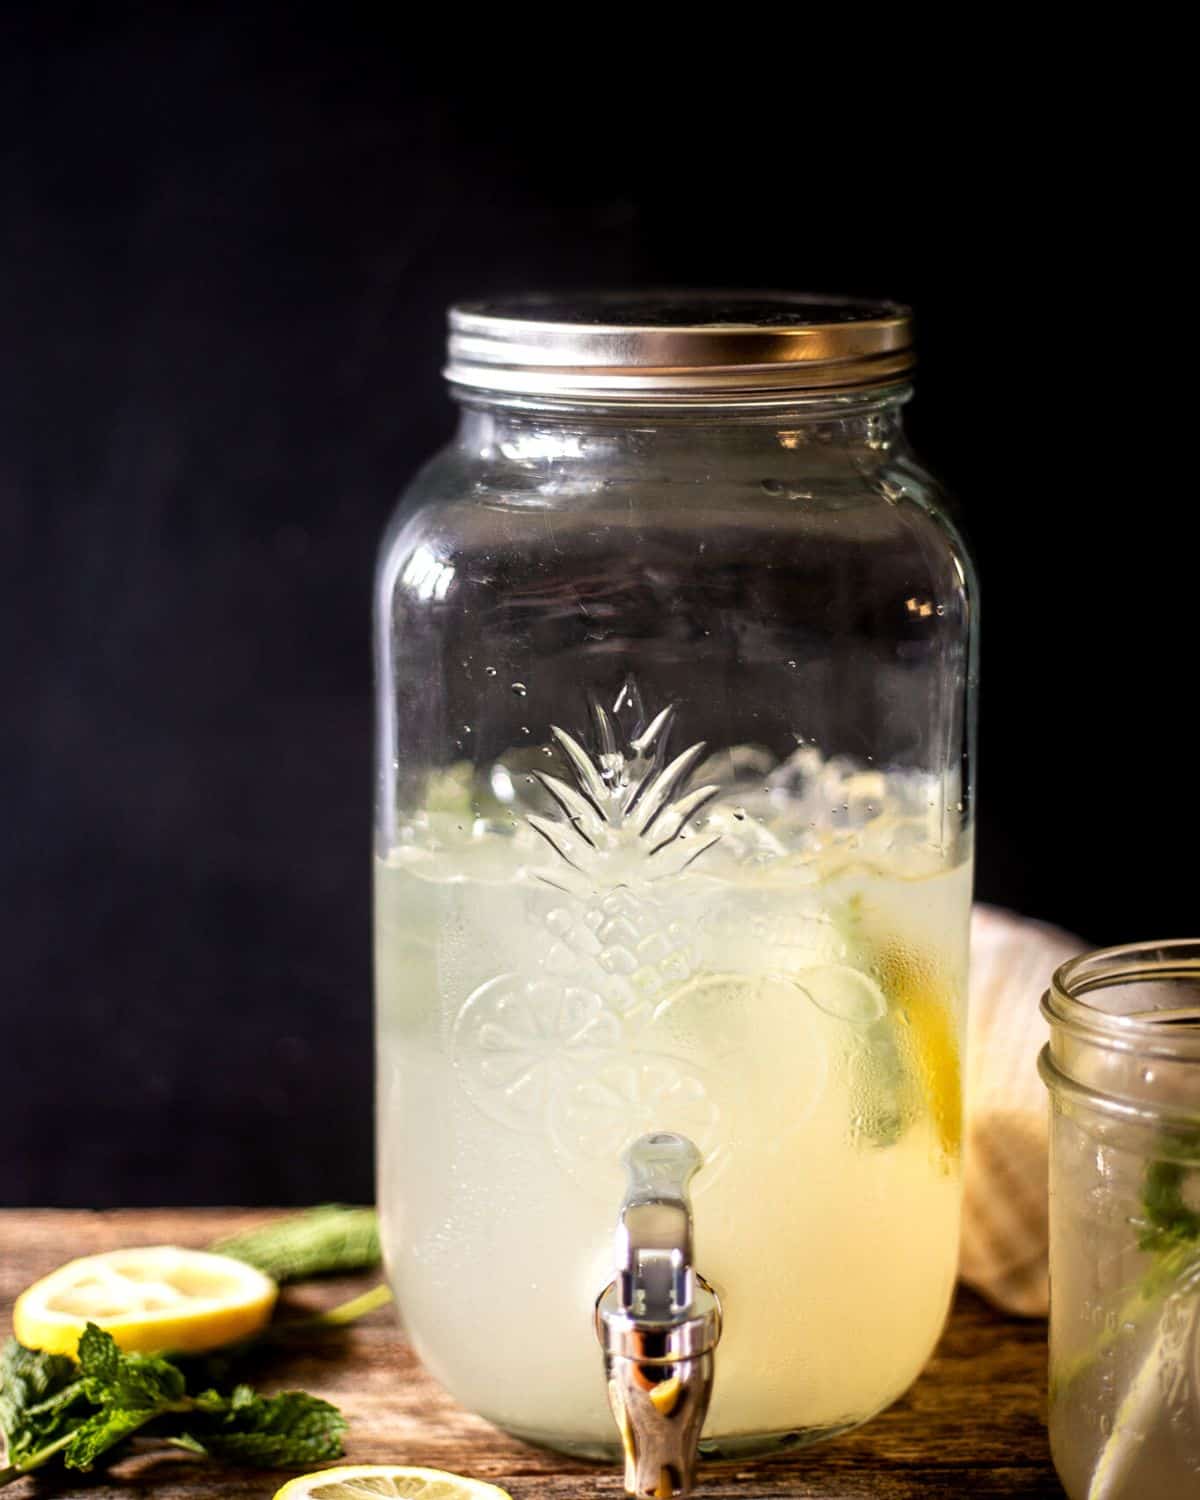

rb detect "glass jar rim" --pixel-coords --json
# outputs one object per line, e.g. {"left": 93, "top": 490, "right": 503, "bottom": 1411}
{"left": 449, "top": 381, "right": 914, "bottom": 421}
{"left": 1042, "top": 938, "right": 1200, "bottom": 1064}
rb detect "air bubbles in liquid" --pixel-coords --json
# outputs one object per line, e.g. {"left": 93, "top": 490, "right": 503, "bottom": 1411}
{"left": 484, "top": 666, "right": 497, "bottom": 677}
{"left": 512, "top": 682, "right": 527, "bottom": 697}
{"left": 733, "top": 808, "right": 746, "bottom": 821}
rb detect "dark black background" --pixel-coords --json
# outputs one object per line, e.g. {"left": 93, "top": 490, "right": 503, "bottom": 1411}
{"left": 2, "top": 14, "right": 1191, "bottom": 1207}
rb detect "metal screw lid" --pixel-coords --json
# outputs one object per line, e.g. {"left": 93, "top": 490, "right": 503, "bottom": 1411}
{"left": 445, "top": 291, "right": 913, "bottom": 403}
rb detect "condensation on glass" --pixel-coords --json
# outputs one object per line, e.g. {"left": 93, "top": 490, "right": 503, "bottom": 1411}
{"left": 373, "top": 294, "right": 979, "bottom": 1473}
{"left": 1041, "top": 943, "right": 1200, "bottom": 1500}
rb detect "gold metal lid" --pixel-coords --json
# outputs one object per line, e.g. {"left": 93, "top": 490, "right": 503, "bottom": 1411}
{"left": 445, "top": 292, "right": 913, "bottom": 403}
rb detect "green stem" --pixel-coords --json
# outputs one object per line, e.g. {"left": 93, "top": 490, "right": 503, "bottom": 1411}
{"left": 270, "top": 1283, "right": 393, "bottom": 1339}
{"left": 1051, "top": 1241, "right": 1200, "bottom": 1400}
{"left": 305, "top": 1283, "right": 393, "bottom": 1327}
{"left": 0, "top": 1428, "right": 78, "bottom": 1487}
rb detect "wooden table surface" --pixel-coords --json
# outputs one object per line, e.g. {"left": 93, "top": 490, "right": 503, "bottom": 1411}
{"left": 0, "top": 1211, "right": 1063, "bottom": 1498}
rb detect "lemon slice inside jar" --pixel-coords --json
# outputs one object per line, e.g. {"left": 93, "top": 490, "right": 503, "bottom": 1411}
{"left": 873, "top": 943, "right": 963, "bottom": 1160}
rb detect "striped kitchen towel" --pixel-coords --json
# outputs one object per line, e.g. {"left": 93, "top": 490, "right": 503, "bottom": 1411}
{"left": 960, "top": 904, "right": 1085, "bottom": 1317}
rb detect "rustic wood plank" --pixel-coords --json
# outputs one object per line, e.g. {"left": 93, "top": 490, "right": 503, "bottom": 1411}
{"left": 0, "top": 1211, "right": 1063, "bottom": 1497}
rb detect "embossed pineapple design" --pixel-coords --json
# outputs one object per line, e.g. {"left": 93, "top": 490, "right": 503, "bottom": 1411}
{"left": 530, "top": 681, "right": 720, "bottom": 1008}
{"left": 452, "top": 682, "right": 740, "bottom": 1187}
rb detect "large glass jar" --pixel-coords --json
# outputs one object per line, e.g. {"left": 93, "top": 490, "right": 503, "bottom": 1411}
{"left": 1041, "top": 942, "right": 1200, "bottom": 1500}
{"left": 374, "top": 295, "right": 978, "bottom": 1465}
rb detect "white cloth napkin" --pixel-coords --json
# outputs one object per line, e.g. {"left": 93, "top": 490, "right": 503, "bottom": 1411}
{"left": 959, "top": 903, "right": 1085, "bottom": 1316}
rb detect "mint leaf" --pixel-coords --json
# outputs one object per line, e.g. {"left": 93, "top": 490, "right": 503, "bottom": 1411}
{"left": 1137, "top": 1136, "right": 1200, "bottom": 1254}
{"left": 76, "top": 1322, "right": 119, "bottom": 1384}
{"left": 165, "top": 1432, "right": 209, "bottom": 1456}
{"left": 76, "top": 1325, "right": 185, "bottom": 1411}
{"left": 62, "top": 1405, "right": 161, "bottom": 1471}
{"left": 0, "top": 1340, "right": 84, "bottom": 1464}
{"left": 61, "top": 1328, "right": 188, "bottom": 1473}
{"left": 211, "top": 1206, "right": 381, "bottom": 1283}
{"left": 106, "top": 1350, "right": 186, "bottom": 1409}
{"left": 177, "top": 1387, "right": 347, "bottom": 1466}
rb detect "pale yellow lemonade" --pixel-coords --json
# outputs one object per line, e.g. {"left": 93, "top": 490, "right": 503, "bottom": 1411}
{"left": 376, "top": 743, "right": 970, "bottom": 1452}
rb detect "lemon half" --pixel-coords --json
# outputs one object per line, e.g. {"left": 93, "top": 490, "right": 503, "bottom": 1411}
{"left": 12, "top": 1245, "right": 277, "bottom": 1357}
{"left": 274, "top": 1466, "right": 513, "bottom": 1500}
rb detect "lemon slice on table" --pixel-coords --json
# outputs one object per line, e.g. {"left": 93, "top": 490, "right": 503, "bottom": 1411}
{"left": 12, "top": 1245, "right": 277, "bottom": 1357}
{"left": 274, "top": 1467, "right": 513, "bottom": 1500}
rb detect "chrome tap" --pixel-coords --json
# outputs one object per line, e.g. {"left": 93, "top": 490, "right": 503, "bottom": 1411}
{"left": 595, "top": 1133, "right": 722, "bottom": 1499}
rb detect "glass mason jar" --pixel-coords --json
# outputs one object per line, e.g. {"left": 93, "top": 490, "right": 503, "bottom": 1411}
{"left": 1041, "top": 942, "right": 1200, "bottom": 1500}
{"left": 374, "top": 294, "right": 978, "bottom": 1466}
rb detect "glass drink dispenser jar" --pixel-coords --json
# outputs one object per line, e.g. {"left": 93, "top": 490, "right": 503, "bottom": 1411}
{"left": 374, "top": 295, "right": 978, "bottom": 1491}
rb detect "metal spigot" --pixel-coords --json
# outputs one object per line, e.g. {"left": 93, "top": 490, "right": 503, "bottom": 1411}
{"left": 595, "top": 1133, "right": 722, "bottom": 1499}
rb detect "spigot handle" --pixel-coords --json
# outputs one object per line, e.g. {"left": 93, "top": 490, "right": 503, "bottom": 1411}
{"left": 596, "top": 1133, "right": 721, "bottom": 1499}
{"left": 616, "top": 1132, "right": 702, "bottom": 1321}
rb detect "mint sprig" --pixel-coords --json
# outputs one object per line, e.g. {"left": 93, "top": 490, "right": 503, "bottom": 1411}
{"left": 1136, "top": 1132, "right": 1200, "bottom": 1254}
{"left": 1053, "top": 1127, "right": 1200, "bottom": 1400}
{"left": 0, "top": 1324, "right": 346, "bottom": 1487}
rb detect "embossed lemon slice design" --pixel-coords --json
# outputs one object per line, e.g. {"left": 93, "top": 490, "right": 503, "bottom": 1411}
{"left": 452, "top": 976, "right": 621, "bottom": 1131}
{"left": 548, "top": 1055, "right": 723, "bottom": 1181}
